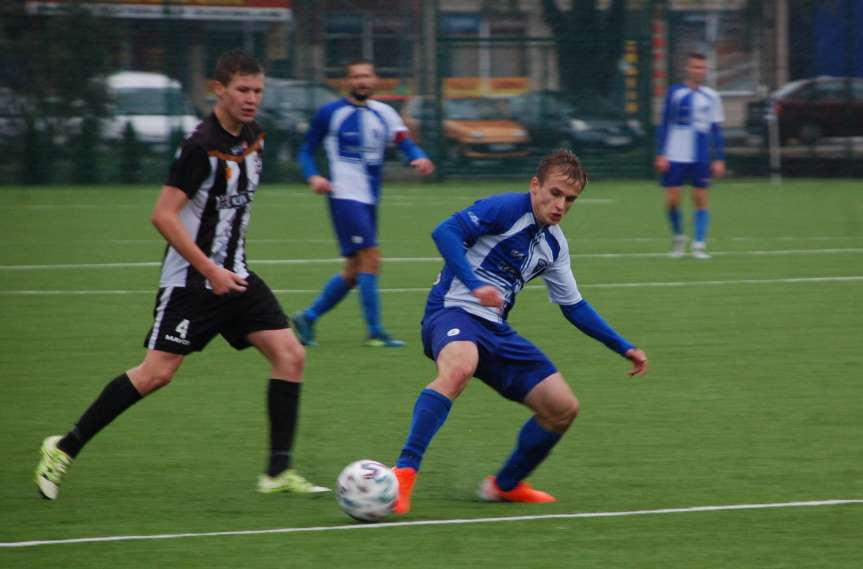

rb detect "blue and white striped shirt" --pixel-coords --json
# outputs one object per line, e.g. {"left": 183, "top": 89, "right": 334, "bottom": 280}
{"left": 299, "top": 98, "right": 425, "bottom": 205}
{"left": 425, "top": 192, "right": 582, "bottom": 324}
{"left": 657, "top": 83, "right": 725, "bottom": 163}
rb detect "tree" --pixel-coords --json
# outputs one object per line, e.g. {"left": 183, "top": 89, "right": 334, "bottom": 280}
{"left": 541, "top": 0, "right": 626, "bottom": 100}
{"left": 1, "top": 1, "right": 120, "bottom": 182}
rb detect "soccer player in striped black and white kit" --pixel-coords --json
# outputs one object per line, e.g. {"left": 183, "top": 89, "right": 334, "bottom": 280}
{"left": 655, "top": 52, "right": 726, "bottom": 259}
{"left": 34, "top": 50, "right": 328, "bottom": 499}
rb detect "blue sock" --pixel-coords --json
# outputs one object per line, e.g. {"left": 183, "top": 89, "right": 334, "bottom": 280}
{"left": 305, "top": 274, "right": 351, "bottom": 322}
{"left": 667, "top": 207, "right": 683, "bottom": 236}
{"left": 357, "top": 272, "right": 383, "bottom": 337}
{"left": 495, "top": 417, "right": 562, "bottom": 491}
{"left": 694, "top": 209, "right": 710, "bottom": 242}
{"left": 396, "top": 389, "right": 453, "bottom": 471}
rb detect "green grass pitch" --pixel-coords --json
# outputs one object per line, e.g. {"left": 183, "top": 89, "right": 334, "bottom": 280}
{"left": 1, "top": 178, "right": 861, "bottom": 567}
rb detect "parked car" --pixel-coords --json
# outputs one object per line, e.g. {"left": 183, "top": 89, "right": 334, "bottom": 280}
{"left": 102, "top": 71, "right": 200, "bottom": 150}
{"left": 258, "top": 78, "right": 341, "bottom": 158}
{"left": 402, "top": 96, "right": 530, "bottom": 164}
{"left": 746, "top": 76, "right": 863, "bottom": 145}
{"left": 509, "top": 89, "right": 645, "bottom": 153}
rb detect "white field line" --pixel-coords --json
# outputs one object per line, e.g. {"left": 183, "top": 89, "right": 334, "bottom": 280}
{"left": 1, "top": 499, "right": 860, "bottom": 549}
{"left": 3, "top": 236, "right": 857, "bottom": 246}
{"left": 0, "top": 197, "right": 616, "bottom": 208}
{"left": 1, "top": 276, "right": 862, "bottom": 296}
{"left": 1, "top": 248, "right": 862, "bottom": 271}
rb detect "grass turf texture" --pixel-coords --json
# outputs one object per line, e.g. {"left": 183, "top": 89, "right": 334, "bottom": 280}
{"left": 1, "top": 179, "right": 861, "bottom": 567}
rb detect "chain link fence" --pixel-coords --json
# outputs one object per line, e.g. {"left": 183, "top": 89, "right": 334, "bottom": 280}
{"left": 1, "top": 1, "right": 861, "bottom": 185}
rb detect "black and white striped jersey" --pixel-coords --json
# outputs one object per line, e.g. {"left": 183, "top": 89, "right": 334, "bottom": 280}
{"left": 161, "top": 113, "right": 265, "bottom": 289}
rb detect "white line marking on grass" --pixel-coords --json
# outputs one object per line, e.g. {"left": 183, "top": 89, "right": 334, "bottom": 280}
{"left": 2, "top": 276, "right": 862, "bottom": 296}
{"left": 1, "top": 248, "right": 862, "bottom": 271}
{"left": 1, "top": 499, "right": 860, "bottom": 548}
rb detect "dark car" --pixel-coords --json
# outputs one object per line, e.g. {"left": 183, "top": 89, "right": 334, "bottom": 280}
{"left": 746, "top": 76, "right": 863, "bottom": 145}
{"left": 258, "top": 78, "right": 341, "bottom": 158}
{"left": 509, "top": 90, "right": 645, "bottom": 153}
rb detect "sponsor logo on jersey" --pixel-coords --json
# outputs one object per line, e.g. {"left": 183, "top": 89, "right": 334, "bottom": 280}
{"left": 216, "top": 193, "right": 254, "bottom": 210}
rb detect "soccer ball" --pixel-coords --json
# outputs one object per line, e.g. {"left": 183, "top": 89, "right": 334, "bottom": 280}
{"left": 336, "top": 459, "right": 399, "bottom": 522}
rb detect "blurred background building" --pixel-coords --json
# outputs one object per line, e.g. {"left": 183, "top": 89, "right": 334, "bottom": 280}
{"left": 2, "top": 0, "right": 861, "bottom": 183}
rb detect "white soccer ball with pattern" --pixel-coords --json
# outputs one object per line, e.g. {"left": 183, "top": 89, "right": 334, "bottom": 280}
{"left": 336, "top": 459, "right": 399, "bottom": 522}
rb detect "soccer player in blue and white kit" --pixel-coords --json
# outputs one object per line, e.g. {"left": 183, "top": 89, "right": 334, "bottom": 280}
{"left": 391, "top": 150, "right": 648, "bottom": 514}
{"left": 655, "top": 52, "right": 726, "bottom": 259}
{"left": 293, "top": 59, "right": 434, "bottom": 347}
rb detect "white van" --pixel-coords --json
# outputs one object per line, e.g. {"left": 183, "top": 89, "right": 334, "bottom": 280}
{"left": 104, "top": 71, "right": 200, "bottom": 149}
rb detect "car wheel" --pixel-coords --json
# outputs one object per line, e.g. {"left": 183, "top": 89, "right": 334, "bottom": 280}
{"left": 798, "top": 122, "right": 822, "bottom": 146}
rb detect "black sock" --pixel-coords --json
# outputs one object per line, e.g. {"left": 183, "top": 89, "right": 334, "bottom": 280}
{"left": 267, "top": 379, "right": 301, "bottom": 477}
{"left": 58, "top": 373, "right": 143, "bottom": 458}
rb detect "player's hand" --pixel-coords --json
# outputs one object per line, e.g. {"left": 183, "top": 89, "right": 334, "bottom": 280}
{"left": 624, "top": 348, "right": 648, "bottom": 377}
{"left": 711, "top": 160, "right": 726, "bottom": 178}
{"left": 411, "top": 158, "right": 435, "bottom": 176}
{"left": 308, "top": 175, "right": 332, "bottom": 195}
{"left": 472, "top": 285, "right": 504, "bottom": 309}
{"left": 207, "top": 266, "right": 248, "bottom": 295}
{"left": 654, "top": 155, "right": 670, "bottom": 173}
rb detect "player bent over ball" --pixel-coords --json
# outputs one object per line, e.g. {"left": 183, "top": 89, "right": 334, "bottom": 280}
{"left": 392, "top": 149, "right": 648, "bottom": 514}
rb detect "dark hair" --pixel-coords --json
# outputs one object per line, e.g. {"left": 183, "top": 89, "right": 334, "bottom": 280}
{"left": 214, "top": 50, "right": 263, "bottom": 86}
{"left": 688, "top": 52, "right": 707, "bottom": 61}
{"left": 346, "top": 58, "right": 375, "bottom": 75}
{"left": 536, "top": 148, "right": 588, "bottom": 189}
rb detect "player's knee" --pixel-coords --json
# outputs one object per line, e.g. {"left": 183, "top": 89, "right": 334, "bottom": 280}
{"left": 431, "top": 369, "right": 472, "bottom": 399}
{"left": 139, "top": 367, "right": 176, "bottom": 393}
{"left": 548, "top": 399, "right": 580, "bottom": 432}
{"left": 277, "top": 342, "right": 305, "bottom": 377}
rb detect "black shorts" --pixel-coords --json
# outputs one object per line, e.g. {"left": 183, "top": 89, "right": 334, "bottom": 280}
{"left": 143, "top": 272, "right": 289, "bottom": 354}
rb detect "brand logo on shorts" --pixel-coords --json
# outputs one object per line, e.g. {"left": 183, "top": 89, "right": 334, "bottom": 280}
{"left": 447, "top": 328, "right": 461, "bottom": 337}
{"left": 351, "top": 235, "right": 364, "bottom": 244}
{"left": 165, "top": 319, "right": 192, "bottom": 345}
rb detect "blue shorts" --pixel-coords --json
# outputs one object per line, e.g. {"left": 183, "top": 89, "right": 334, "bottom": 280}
{"left": 328, "top": 198, "right": 378, "bottom": 256}
{"left": 661, "top": 161, "right": 711, "bottom": 189}
{"left": 421, "top": 308, "right": 558, "bottom": 402}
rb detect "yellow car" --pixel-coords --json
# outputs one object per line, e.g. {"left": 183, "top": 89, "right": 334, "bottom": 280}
{"left": 402, "top": 97, "right": 530, "bottom": 164}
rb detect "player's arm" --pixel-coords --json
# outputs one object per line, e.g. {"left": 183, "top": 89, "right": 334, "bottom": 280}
{"left": 559, "top": 301, "right": 647, "bottom": 376}
{"left": 710, "top": 122, "right": 726, "bottom": 177}
{"left": 394, "top": 131, "right": 434, "bottom": 175}
{"left": 151, "top": 187, "right": 247, "bottom": 295}
{"left": 654, "top": 90, "right": 673, "bottom": 172}
{"left": 298, "top": 107, "right": 332, "bottom": 193}
{"left": 431, "top": 216, "right": 502, "bottom": 308}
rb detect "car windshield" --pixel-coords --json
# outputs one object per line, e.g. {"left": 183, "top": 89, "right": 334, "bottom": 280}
{"left": 263, "top": 84, "right": 339, "bottom": 112}
{"left": 114, "top": 88, "right": 195, "bottom": 116}
{"left": 773, "top": 79, "right": 809, "bottom": 99}
{"left": 445, "top": 98, "right": 511, "bottom": 120}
